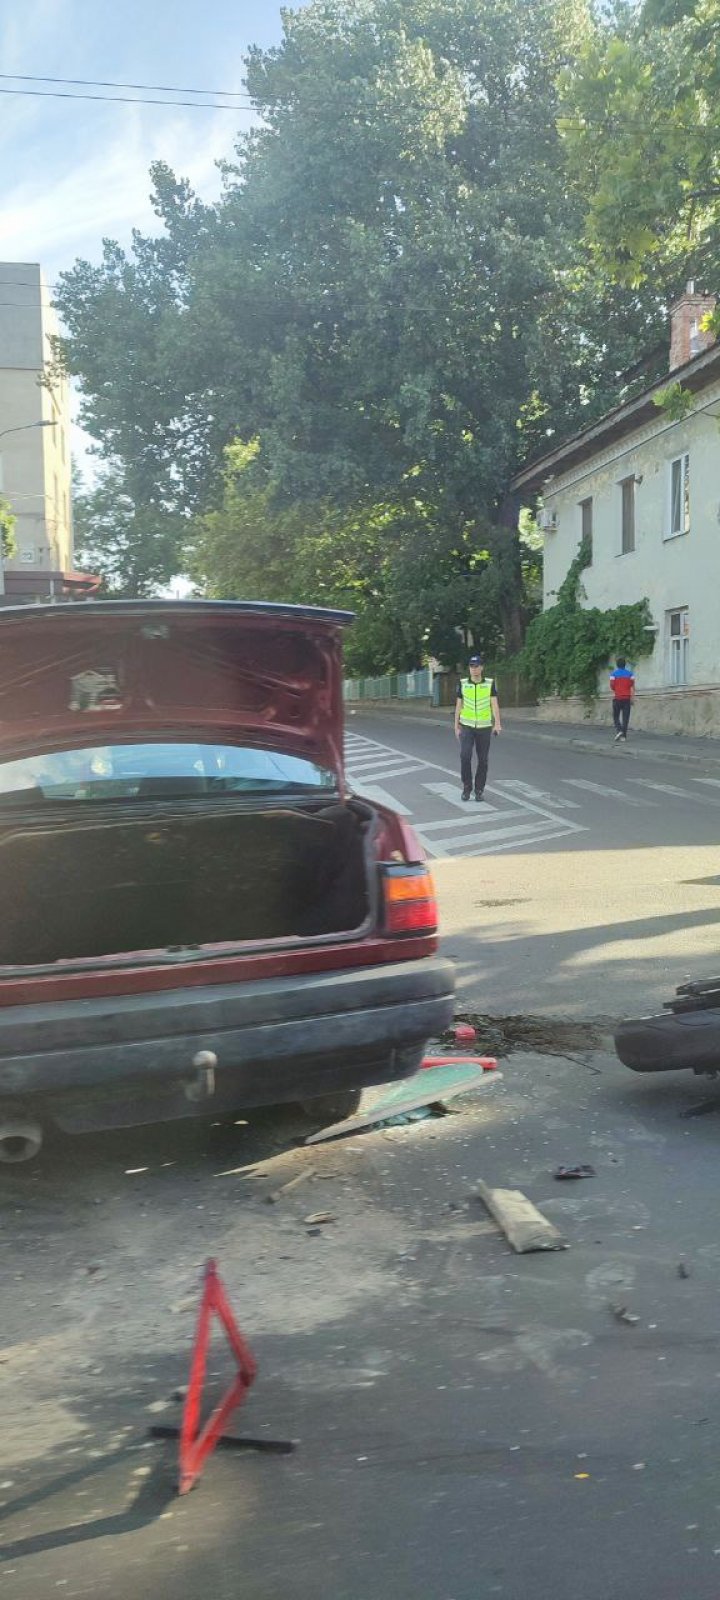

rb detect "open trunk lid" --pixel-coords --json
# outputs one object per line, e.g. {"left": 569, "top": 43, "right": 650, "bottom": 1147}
{"left": 0, "top": 600, "right": 352, "bottom": 780}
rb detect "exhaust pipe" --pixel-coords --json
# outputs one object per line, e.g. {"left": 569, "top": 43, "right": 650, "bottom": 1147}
{"left": 0, "top": 1119, "right": 43, "bottom": 1164}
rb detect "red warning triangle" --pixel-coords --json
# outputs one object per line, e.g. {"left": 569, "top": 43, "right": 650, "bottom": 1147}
{"left": 178, "top": 1258, "right": 257, "bottom": 1495}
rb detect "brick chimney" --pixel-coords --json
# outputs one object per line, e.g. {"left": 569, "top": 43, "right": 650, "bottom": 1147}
{"left": 669, "top": 281, "right": 716, "bottom": 371}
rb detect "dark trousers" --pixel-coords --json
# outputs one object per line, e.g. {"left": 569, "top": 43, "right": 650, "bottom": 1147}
{"left": 460, "top": 725, "right": 493, "bottom": 794}
{"left": 613, "top": 699, "right": 631, "bottom": 737}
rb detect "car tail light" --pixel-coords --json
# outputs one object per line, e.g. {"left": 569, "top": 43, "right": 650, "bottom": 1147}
{"left": 380, "top": 864, "right": 438, "bottom": 936}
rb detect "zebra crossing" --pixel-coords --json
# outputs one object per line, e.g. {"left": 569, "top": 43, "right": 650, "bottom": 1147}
{"left": 344, "top": 732, "right": 586, "bottom": 857}
{"left": 344, "top": 730, "right": 720, "bottom": 859}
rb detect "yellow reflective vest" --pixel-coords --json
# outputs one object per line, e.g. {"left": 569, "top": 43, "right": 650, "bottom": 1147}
{"left": 459, "top": 677, "right": 493, "bottom": 728}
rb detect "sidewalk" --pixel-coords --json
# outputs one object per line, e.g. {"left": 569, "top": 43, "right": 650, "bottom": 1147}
{"left": 351, "top": 699, "right": 720, "bottom": 770}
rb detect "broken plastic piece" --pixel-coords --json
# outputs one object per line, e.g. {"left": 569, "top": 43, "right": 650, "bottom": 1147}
{"left": 451, "top": 1022, "right": 478, "bottom": 1046}
{"left": 553, "top": 1164, "right": 596, "bottom": 1180}
{"left": 306, "top": 1061, "right": 501, "bottom": 1145}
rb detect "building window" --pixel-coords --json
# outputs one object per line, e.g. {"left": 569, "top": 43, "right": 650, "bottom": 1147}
{"left": 667, "top": 608, "right": 689, "bottom": 686}
{"left": 667, "top": 454, "right": 690, "bottom": 539}
{"left": 620, "top": 476, "right": 635, "bottom": 554}
{"left": 580, "top": 497, "right": 593, "bottom": 563}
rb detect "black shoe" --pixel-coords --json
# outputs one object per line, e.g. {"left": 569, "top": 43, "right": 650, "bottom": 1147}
{"left": 461, "top": 787, "right": 471, "bottom": 801}
{"left": 474, "top": 790, "right": 484, "bottom": 802}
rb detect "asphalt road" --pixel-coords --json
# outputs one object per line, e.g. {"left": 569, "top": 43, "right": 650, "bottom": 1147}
{"left": 4, "top": 1049, "right": 720, "bottom": 1600}
{"left": 347, "top": 710, "right": 720, "bottom": 1020}
{"left": 4, "top": 710, "right": 720, "bottom": 1599}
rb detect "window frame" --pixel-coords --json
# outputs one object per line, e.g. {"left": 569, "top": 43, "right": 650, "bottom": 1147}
{"left": 620, "top": 475, "right": 635, "bottom": 555}
{"left": 580, "top": 496, "right": 593, "bottom": 564}
{"left": 666, "top": 453, "right": 690, "bottom": 541}
{"left": 666, "top": 607, "right": 690, "bottom": 687}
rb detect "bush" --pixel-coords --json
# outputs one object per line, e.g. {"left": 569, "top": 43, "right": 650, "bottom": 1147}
{"left": 521, "top": 537, "right": 654, "bottom": 702}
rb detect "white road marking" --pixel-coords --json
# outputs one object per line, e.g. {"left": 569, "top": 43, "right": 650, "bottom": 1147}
{"left": 418, "top": 812, "right": 506, "bottom": 833}
{"left": 563, "top": 778, "right": 656, "bottom": 807}
{"left": 422, "top": 781, "right": 498, "bottom": 813}
{"left": 345, "top": 729, "right": 586, "bottom": 855}
{"left": 494, "top": 779, "right": 581, "bottom": 810}
{"left": 628, "top": 778, "right": 716, "bottom": 803}
{"left": 352, "top": 783, "right": 412, "bottom": 815}
{"left": 347, "top": 752, "right": 413, "bottom": 769}
{"left": 419, "top": 821, "right": 578, "bottom": 858}
{"left": 350, "top": 763, "right": 426, "bottom": 782}
{"left": 695, "top": 778, "right": 720, "bottom": 789}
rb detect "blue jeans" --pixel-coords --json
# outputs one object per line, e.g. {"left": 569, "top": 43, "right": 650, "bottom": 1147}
{"left": 460, "top": 725, "right": 492, "bottom": 793}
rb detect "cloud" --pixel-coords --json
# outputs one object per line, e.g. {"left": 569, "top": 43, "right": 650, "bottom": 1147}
{"left": 0, "top": 102, "right": 240, "bottom": 279}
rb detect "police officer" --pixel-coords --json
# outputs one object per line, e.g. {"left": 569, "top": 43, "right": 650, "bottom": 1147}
{"left": 454, "top": 655, "right": 502, "bottom": 801}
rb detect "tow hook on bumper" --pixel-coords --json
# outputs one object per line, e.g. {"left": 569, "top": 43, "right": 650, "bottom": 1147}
{"left": 184, "top": 1051, "right": 218, "bottom": 1102}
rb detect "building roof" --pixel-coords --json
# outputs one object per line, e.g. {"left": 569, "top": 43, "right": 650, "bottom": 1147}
{"left": 510, "top": 340, "right": 720, "bottom": 497}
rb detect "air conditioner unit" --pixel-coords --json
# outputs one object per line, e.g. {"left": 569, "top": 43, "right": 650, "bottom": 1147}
{"left": 538, "top": 509, "right": 558, "bottom": 533}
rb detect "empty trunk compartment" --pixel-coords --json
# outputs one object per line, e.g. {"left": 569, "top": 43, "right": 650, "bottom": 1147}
{"left": 0, "top": 800, "right": 373, "bottom": 966}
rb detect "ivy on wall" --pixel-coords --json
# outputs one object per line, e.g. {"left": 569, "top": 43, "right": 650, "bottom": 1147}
{"left": 521, "top": 535, "right": 655, "bottom": 701}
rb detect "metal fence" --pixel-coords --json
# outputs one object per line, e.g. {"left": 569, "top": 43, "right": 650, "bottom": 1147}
{"left": 344, "top": 667, "right": 434, "bottom": 702}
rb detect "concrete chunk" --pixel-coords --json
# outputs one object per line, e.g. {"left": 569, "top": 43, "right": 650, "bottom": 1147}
{"left": 476, "top": 1181, "right": 568, "bottom": 1254}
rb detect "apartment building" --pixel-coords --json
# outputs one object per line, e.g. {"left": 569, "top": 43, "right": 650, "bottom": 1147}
{"left": 0, "top": 260, "right": 80, "bottom": 601}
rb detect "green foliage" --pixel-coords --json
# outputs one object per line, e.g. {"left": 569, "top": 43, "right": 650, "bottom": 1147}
{"left": 0, "top": 497, "right": 16, "bottom": 561}
{"left": 52, "top": 0, "right": 670, "bottom": 658}
{"left": 73, "top": 468, "right": 185, "bottom": 597}
{"left": 653, "top": 381, "right": 695, "bottom": 420}
{"left": 188, "top": 441, "right": 525, "bottom": 674}
{"left": 49, "top": 0, "right": 693, "bottom": 663}
{"left": 188, "top": 442, "right": 417, "bottom": 675}
{"left": 522, "top": 537, "right": 655, "bottom": 700}
{"left": 560, "top": 0, "right": 720, "bottom": 285}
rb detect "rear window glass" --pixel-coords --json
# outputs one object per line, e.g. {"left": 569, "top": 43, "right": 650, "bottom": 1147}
{"left": 0, "top": 743, "right": 336, "bottom": 803}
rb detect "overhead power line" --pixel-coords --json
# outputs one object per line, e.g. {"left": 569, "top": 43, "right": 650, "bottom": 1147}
{"left": 0, "top": 72, "right": 253, "bottom": 98}
{"left": 0, "top": 85, "right": 257, "bottom": 111}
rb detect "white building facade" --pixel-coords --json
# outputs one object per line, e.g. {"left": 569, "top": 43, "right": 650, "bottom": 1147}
{"left": 0, "top": 261, "right": 80, "bottom": 602}
{"left": 512, "top": 287, "right": 720, "bottom": 735}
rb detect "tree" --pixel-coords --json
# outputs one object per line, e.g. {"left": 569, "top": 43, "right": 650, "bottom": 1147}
{"left": 189, "top": 441, "right": 421, "bottom": 673}
{"left": 560, "top": 0, "right": 720, "bottom": 287}
{"left": 54, "top": 0, "right": 668, "bottom": 656}
{"left": 73, "top": 468, "right": 185, "bottom": 596}
{"left": 0, "top": 497, "right": 16, "bottom": 561}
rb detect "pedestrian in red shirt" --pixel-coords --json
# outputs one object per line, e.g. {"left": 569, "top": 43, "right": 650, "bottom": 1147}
{"left": 610, "top": 657, "right": 635, "bottom": 742}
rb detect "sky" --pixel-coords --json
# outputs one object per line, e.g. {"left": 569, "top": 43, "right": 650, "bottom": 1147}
{"left": 0, "top": 0, "right": 310, "bottom": 486}
{"left": 0, "top": 0, "right": 309, "bottom": 282}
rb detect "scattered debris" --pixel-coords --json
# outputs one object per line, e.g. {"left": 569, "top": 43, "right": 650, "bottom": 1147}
{"left": 475, "top": 1181, "right": 568, "bottom": 1254}
{"left": 553, "top": 1164, "right": 596, "bottom": 1181}
{"left": 379, "top": 1106, "right": 439, "bottom": 1128}
{"left": 678, "top": 1262, "right": 691, "bottom": 1279}
{"left": 305, "top": 1060, "right": 500, "bottom": 1145}
{"left": 265, "top": 1168, "right": 316, "bottom": 1205}
{"left": 451, "top": 1022, "right": 478, "bottom": 1047}
{"left": 422, "top": 1053, "right": 498, "bottom": 1072}
{"left": 679, "top": 1100, "right": 720, "bottom": 1119}
{"left": 457, "top": 1012, "right": 610, "bottom": 1059}
{"left": 302, "top": 1212, "right": 336, "bottom": 1226}
{"left": 611, "top": 1304, "right": 640, "bottom": 1326}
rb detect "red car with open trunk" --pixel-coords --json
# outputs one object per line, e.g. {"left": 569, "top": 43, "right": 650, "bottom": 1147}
{"left": 0, "top": 601, "right": 454, "bottom": 1161}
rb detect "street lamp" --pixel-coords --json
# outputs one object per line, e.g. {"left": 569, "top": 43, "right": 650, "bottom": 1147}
{"left": 0, "top": 420, "right": 56, "bottom": 443}
{"left": 0, "top": 421, "right": 57, "bottom": 597}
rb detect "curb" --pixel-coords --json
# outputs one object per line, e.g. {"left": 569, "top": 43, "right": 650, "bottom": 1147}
{"left": 348, "top": 702, "right": 720, "bottom": 771}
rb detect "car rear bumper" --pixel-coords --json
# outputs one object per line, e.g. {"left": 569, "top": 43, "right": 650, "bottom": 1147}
{"left": 0, "top": 956, "right": 456, "bottom": 1130}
